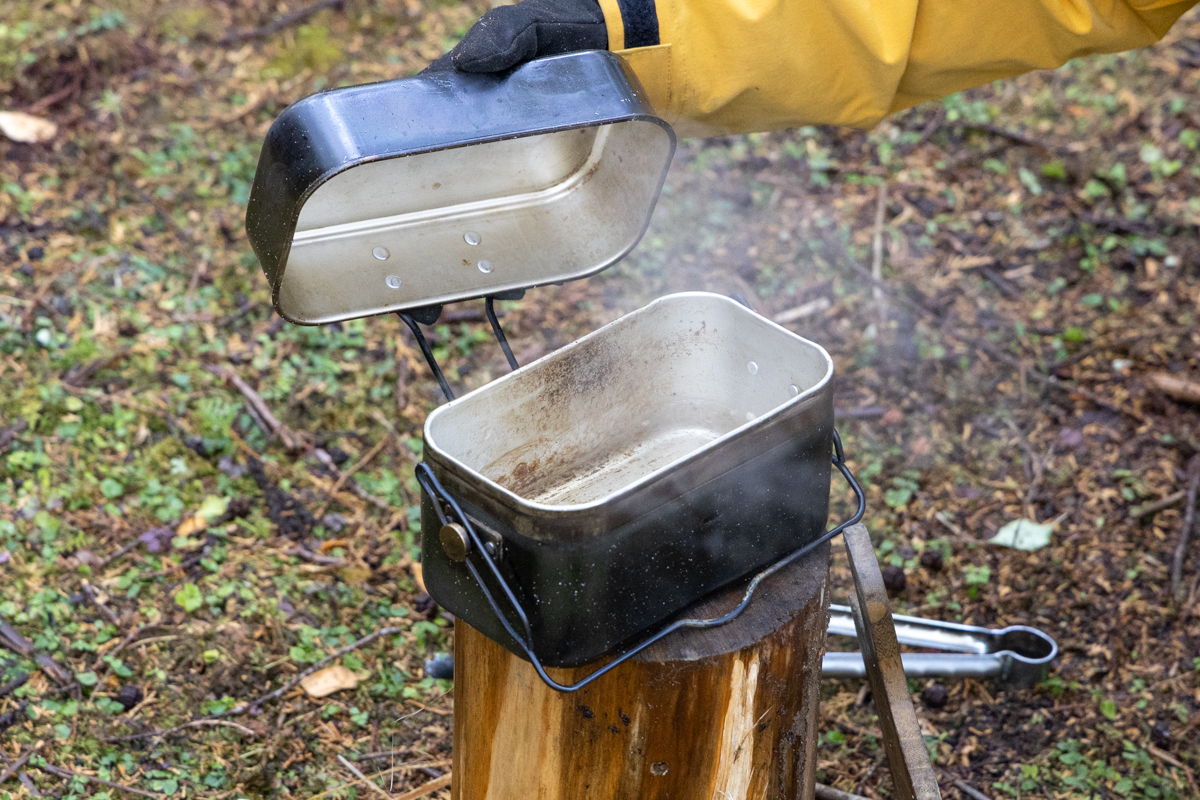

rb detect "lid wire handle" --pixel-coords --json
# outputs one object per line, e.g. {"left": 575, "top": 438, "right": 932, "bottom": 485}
{"left": 486, "top": 297, "right": 520, "bottom": 372}
{"left": 397, "top": 311, "right": 455, "bottom": 402}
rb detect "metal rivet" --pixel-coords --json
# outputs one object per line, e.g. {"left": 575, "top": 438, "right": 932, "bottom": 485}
{"left": 747, "top": 361, "right": 759, "bottom": 375}
{"left": 464, "top": 231, "right": 481, "bottom": 246}
{"left": 385, "top": 275, "right": 402, "bottom": 289}
{"left": 477, "top": 260, "right": 493, "bottom": 274}
{"left": 789, "top": 384, "right": 799, "bottom": 396}
{"left": 650, "top": 762, "right": 669, "bottom": 776}
{"left": 373, "top": 247, "right": 390, "bottom": 260}
{"left": 440, "top": 523, "right": 470, "bottom": 562}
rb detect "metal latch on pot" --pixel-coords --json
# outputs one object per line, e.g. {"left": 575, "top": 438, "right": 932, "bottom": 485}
{"left": 438, "top": 513, "right": 503, "bottom": 562}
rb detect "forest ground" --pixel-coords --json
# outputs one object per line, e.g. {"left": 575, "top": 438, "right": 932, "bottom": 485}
{"left": 2, "top": 2, "right": 1200, "bottom": 798}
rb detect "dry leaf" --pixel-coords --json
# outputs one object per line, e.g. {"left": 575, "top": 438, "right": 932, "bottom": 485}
{"left": 300, "top": 665, "right": 359, "bottom": 698}
{"left": 338, "top": 564, "right": 371, "bottom": 585}
{"left": 175, "top": 515, "right": 207, "bottom": 537}
{"left": 947, "top": 255, "right": 994, "bottom": 271}
{"left": 1147, "top": 372, "right": 1200, "bottom": 404}
{"left": 411, "top": 562, "right": 427, "bottom": 595}
{"left": 92, "top": 311, "right": 117, "bottom": 337}
{"left": 176, "top": 495, "right": 230, "bottom": 537}
{"left": 990, "top": 518, "right": 1054, "bottom": 551}
{"left": 0, "top": 111, "right": 58, "bottom": 143}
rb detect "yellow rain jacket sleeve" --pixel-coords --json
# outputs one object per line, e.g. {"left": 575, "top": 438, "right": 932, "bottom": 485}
{"left": 592, "top": 0, "right": 1197, "bottom": 135}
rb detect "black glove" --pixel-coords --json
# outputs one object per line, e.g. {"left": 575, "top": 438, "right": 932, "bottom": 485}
{"left": 426, "top": 0, "right": 607, "bottom": 74}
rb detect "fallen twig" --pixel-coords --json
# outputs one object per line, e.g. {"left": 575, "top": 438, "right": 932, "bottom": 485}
{"left": 338, "top": 754, "right": 393, "bottom": 799}
{"left": 958, "top": 122, "right": 1070, "bottom": 155}
{"left": 403, "top": 699, "right": 452, "bottom": 716}
{"left": 315, "top": 435, "right": 390, "bottom": 518}
{"left": 307, "top": 764, "right": 450, "bottom": 800}
{"left": 96, "top": 623, "right": 169, "bottom": 670}
{"left": 1079, "top": 213, "right": 1159, "bottom": 236}
{"left": 62, "top": 349, "right": 127, "bottom": 388}
{"left": 218, "top": 299, "right": 259, "bottom": 328}
{"left": 218, "top": 0, "right": 345, "bottom": 44}
{"left": 1130, "top": 490, "right": 1187, "bottom": 519}
{"left": 286, "top": 546, "right": 344, "bottom": 567}
{"left": 978, "top": 264, "right": 1022, "bottom": 299}
{"left": 936, "top": 766, "right": 993, "bottom": 800}
{"left": 935, "top": 510, "right": 966, "bottom": 538}
{"left": 905, "top": 105, "right": 945, "bottom": 151}
{"left": 103, "top": 718, "right": 259, "bottom": 744}
{"left": 96, "top": 537, "right": 142, "bottom": 569}
{"left": 205, "top": 364, "right": 300, "bottom": 450}
{"left": 23, "top": 76, "right": 81, "bottom": 114}
{"left": 1004, "top": 419, "right": 1054, "bottom": 512}
{"left": 0, "top": 741, "right": 45, "bottom": 786}
{"left": 35, "top": 653, "right": 75, "bottom": 689}
{"left": 353, "top": 750, "right": 430, "bottom": 763}
{"left": 0, "top": 671, "right": 29, "bottom": 699}
{"left": 1051, "top": 330, "right": 1157, "bottom": 374}
{"left": 1147, "top": 743, "right": 1200, "bottom": 797}
{"left": 1025, "top": 443, "right": 1055, "bottom": 511}
{"left": 213, "top": 90, "right": 272, "bottom": 123}
{"left": 0, "top": 419, "right": 28, "bottom": 453}
{"left": 0, "top": 621, "right": 33, "bottom": 656}
{"left": 1171, "top": 457, "right": 1200, "bottom": 601}
{"left": 81, "top": 583, "right": 122, "bottom": 628}
{"left": 1148, "top": 372, "right": 1200, "bottom": 405}
{"left": 17, "top": 771, "right": 41, "bottom": 796}
{"left": 311, "top": 448, "right": 391, "bottom": 511}
{"left": 0, "top": 702, "right": 30, "bottom": 736}
{"left": 0, "top": 700, "right": 28, "bottom": 738}
{"left": 0, "top": 624, "right": 75, "bottom": 690}
{"left": 36, "top": 762, "right": 162, "bottom": 798}
{"left": 224, "top": 626, "right": 404, "bottom": 716}
{"left": 972, "top": 338, "right": 1146, "bottom": 423}
{"left": 369, "top": 410, "right": 418, "bottom": 466}
{"left": 815, "top": 782, "right": 873, "bottom": 800}
{"left": 392, "top": 773, "right": 452, "bottom": 800}
{"left": 210, "top": 372, "right": 388, "bottom": 513}
{"left": 774, "top": 296, "right": 832, "bottom": 325}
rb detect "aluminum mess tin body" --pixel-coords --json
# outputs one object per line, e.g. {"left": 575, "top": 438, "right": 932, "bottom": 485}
{"left": 422, "top": 293, "right": 836, "bottom": 667}
{"left": 245, "top": 51, "right": 675, "bottom": 325}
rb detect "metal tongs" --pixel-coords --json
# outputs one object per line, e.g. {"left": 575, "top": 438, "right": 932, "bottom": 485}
{"left": 823, "top": 605, "right": 1058, "bottom": 689}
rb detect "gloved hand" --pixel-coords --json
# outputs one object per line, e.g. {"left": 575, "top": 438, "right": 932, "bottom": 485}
{"left": 426, "top": 0, "right": 607, "bottom": 74}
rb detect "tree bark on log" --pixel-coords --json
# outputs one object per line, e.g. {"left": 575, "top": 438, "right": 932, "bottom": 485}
{"left": 452, "top": 542, "right": 830, "bottom": 800}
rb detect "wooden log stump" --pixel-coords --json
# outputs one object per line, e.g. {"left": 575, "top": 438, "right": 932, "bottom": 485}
{"left": 452, "top": 541, "right": 830, "bottom": 800}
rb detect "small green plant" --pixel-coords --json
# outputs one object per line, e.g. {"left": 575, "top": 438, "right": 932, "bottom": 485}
{"left": 964, "top": 564, "right": 991, "bottom": 599}
{"left": 289, "top": 625, "right": 327, "bottom": 664}
{"left": 884, "top": 474, "right": 920, "bottom": 509}
{"left": 174, "top": 583, "right": 203, "bottom": 613}
{"left": 1018, "top": 167, "right": 1043, "bottom": 195}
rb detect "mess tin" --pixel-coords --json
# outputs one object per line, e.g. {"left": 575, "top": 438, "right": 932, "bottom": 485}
{"left": 420, "top": 293, "right": 838, "bottom": 667}
{"left": 245, "top": 51, "right": 675, "bottom": 325}
{"left": 244, "top": 52, "right": 858, "bottom": 676}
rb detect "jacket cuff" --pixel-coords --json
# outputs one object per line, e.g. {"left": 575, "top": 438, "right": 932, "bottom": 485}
{"left": 598, "top": 0, "right": 660, "bottom": 51}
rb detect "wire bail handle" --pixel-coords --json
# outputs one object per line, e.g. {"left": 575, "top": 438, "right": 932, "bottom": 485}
{"left": 416, "top": 428, "right": 865, "bottom": 693}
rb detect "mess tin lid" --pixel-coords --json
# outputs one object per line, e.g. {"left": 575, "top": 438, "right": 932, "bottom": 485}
{"left": 245, "top": 50, "right": 676, "bottom": 325}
